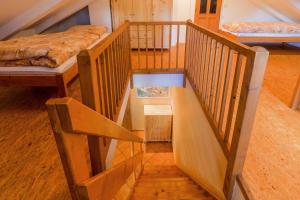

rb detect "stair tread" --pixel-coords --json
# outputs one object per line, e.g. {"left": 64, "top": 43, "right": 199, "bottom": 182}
{"left": 131, "top": 163, "right": 216, "bottom": 200}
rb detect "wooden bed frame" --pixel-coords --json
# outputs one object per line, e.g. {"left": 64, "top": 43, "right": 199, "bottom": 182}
{"left": 219, "top": 29, "right": 300, "bottom": 43}
{"left": 0, "top": 63, "right": 78, "bottom": 97}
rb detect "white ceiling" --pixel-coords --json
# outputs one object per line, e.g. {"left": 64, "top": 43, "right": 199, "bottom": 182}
{"left": 0, "top": 0, "right": 42, "bottom": 25}
{"left": 0, "top": 0, "right": 92, "bottom": 39}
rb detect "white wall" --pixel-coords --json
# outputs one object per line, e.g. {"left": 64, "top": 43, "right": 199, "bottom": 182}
{"left": 172, "top": 0, "right": 195, "bottom": 21}
{"left": 171, "top": 81, "right": 227, "bottom": 200}
{"left": 88, "top": 0, "right": 112, "bottom": 32}
{"left": 171, "top": 0, "right": 195, "bottom": 43}
{"left": 220, "top": 0, "right": 279, "bottom": 26}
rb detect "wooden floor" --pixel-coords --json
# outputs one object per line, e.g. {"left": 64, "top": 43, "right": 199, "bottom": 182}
{"left": 255, "top": 44, "right": 300, "bottom": 108}
{"left": 131, "top": 152, "right": 215, "bottom": 200}
{"left": 0, "top": 45, "right": 299, "bottom": 199}
{"left": 243, "top": 87, "right": 300, "bottom": 200}
{"left": 131, "top": 44, "right": 185, "bottom": 70}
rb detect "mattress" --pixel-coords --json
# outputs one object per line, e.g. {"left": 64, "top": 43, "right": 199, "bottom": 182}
{"left": 0, "top": 32, "right": 110, "bottom": 75}
{"left": 0, "top": 25, "right": 107, "bottom": 68}
{"left": 221, "top": 28, "right": 300, "bottom": 37}
{"left": 222, "top": 22, "right": 300, "bottom": 34}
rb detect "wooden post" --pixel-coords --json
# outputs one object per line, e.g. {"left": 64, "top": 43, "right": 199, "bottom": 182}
{"left": 223, "top": 47, "right": 269, "bottom": 199}
{"left": 46, "top": 98, "right": 92, "bottom": 200}
{"left": 77, "top": 50, "right": 107, "bottom": 174}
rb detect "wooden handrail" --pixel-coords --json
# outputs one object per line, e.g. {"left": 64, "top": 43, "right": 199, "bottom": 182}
{"left": 130, "top": 21, "right": 186, "bottom": 25}
{"left": 186, "top": 21, "right": 254, "bottom": 55}
{"left": 46, "top": 97, "right": 143, "bottom": 143}
{"left": 77, "top": 152, "right": 143, "bottom": 200}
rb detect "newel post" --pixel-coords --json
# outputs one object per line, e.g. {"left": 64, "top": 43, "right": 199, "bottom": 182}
{"left": 77, "top": 50, "right": 107, "bottom": 174}
{"left": 183, "top": 19, "right": 192, "bottom": 88}
{"left": 223, "top": 47, "right": 269, "bottom": 199}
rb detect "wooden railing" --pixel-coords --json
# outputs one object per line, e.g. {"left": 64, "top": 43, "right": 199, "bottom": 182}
{"left": 184, "top": 21, "right": 269, "bottom": 199}
{"left": 70, "top": 20, "right": 269, "bottom": 200}
{"left": 78, "top": 21, "right": 131, "bottom": 121}
{"left": 77, "top": 21, "right": 132, "bottom": 173}
{"left": 46, "top": 98, "right": 143, "bottom": 200}
{"left": 129, "top": 21, "right": 186, "bottom": 73}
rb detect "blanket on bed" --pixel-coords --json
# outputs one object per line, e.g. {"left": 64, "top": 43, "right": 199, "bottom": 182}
{"left": 223, "top": 22, "right": 300, "bottom": 34}
{"left": 0, "top": 25, "right": 107, "bottom": 68}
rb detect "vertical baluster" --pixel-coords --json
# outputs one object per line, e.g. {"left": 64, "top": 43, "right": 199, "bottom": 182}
{"left": 213, "top": 45, "right": 225, "bottom": 121}
{"left": 100, "top": 53, "right": 109, "bottom": 118}
{"left": 193, "top": 29, "right": 199, "bottom": 88}
{"left": 204, "top": 38, "right": 214, "bottom": 107}
{"left": 121, "top": 32, "right": 126, "bottom": 88}
{"left": 146, "top": 25, "right": 148, "bottom": 69}
{"left": 200, "top": 35, "right": 208, "bottom": 98}
{"left": 123, "top": 31, "right": 127, "bottom": 85}
{"left": 209, "top": 41, "right": 220, "bottom": 113}
{"left": 153, "top": 24, "right": 156, "bottom": 69}
{"left": 108, "top": 45, "right": 117, "bottom": 115}
{"left": 176, "top": 24, "right": 180, "bottom": 69}
{"left": 116, "top": 36, "right": 122, "bottom": 100}
{"left": 224, "top": 54, "right": 243, "bottom": 144}
{"left": 189, "top": 28, "right": 196, "bottom": 86}
{"left": 184, "top": 24, "right": 191, "bottom": 72}
{"left": 218, "top": 49, "right": 233, "bottom": 134}
{"left": 196, "top": 32, "right": 204, "bottom": 91}
{"left": 137, "top": 25, "right": 141, "bottom": 69}
{"left": 95, "top": 57, "right": 104, "bottom": 115}
{"left": 104, "top": 49, "right": 114, "bottom": 120}
{"left": 161, "top": 25, "right": 164, "bottom": 69}
{"left": 111, "top": 41, "right": 119, "bottom": 104}
{"left": 169, "top": 24, "right": 172, "bottom": 69}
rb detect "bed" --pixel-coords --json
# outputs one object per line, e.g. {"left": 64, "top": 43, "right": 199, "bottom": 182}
{"left": 0, "top": 25, "right": 109, "bottom": 97}
{"left": 219, "top": 22, "right": 300, "bottom": 43}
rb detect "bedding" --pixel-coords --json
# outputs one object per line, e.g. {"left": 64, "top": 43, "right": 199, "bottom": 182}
{"left": 0, "top": 25, "right": 107, "bottom": 68}
{"left": 223, "top": 22, "right": 300, "bottom": 34}
{"left": 0, "top": 32, "right": 110, "bottom": 75}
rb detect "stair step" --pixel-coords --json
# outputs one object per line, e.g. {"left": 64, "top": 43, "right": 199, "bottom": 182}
{"left": 138, "top": 177, "right": 191, "bottom": 182}
{"left": 131, "top": 158, "right": 216, "bottom": 200}
{"left": 131, "top": 191, "right": 214, "bottom": 200}
{"left": 133, "top": 186, "right": 202, "bottom": 193}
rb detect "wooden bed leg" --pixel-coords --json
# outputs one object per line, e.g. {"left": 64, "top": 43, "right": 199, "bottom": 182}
{"left": 56, "top": 75, "right": 68, "bottom": 97}
{"left": 290, "top": 75, "right": 300, "bottom": 110}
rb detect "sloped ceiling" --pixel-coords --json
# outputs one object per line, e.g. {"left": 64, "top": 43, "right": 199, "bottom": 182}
{"left": 0, "top": 0, "right": 42, "bottom": 25}
{"left": 250, "top": 0, "right": 300, "bottom": 22}
{"left": 0, "top": 0, "right": 92, "bottom": 40}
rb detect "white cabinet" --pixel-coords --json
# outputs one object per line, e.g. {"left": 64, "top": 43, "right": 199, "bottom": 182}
{"left": 111, "top": 0, "right": 172, "bottom": 49}
{"left": 144, "top": 105, "right": 172, "bottom": 142}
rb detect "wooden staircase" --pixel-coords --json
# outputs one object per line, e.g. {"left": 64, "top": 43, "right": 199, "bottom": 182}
{"left": 131, "top": 153, "right": 216, "bottom": 200}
